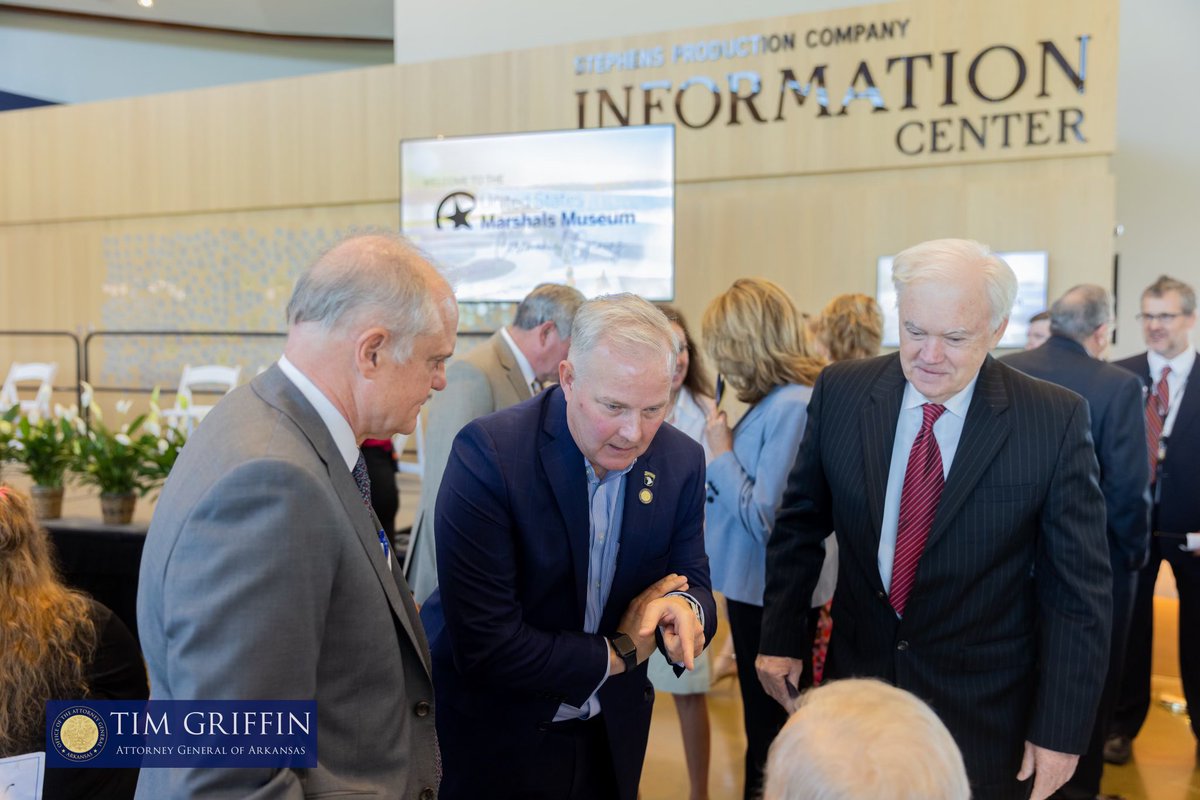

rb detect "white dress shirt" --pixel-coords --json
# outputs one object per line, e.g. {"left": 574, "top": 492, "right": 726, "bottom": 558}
{"left": 878, "top": 375, "right": 979, "bottom": 594}
{"left": 1148, "top": 347, "right": 1195, "bottom": 437}
{"left": 499, "top": 326, "right": 539, "bottom": 394}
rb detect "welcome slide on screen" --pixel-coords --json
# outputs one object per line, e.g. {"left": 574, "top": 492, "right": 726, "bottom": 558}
{"left": 401, "top": 125, "right": 675, "bottom": 302}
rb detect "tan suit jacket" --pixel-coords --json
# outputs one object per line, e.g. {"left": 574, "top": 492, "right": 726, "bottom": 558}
{"left": 405, "top": 331, "right": 533, "bottom": 602}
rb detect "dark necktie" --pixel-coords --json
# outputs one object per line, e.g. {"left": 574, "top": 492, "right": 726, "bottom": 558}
{"left": 1145, "top": 366, "right": 1171, "bottom": 484}
{"left": 890, "top": 403, "right": 947, "bottom": 617}
{"left": 353, "top": 451, "right": 390, "bottom": 565}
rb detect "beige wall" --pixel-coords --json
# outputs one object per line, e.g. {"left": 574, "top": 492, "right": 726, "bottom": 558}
{"left": 0, "top": 0, "right": 1119, "bottom": 386}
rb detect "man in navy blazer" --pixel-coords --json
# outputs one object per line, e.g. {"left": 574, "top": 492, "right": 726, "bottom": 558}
{"left": 757, "top": 240, "right": 1111, "bottom": 800}
{"left": 1001, "top": 284, "right": 1150, "bottom": 799}
{"left": 1107, "top": 274, "right": 1200, "bottom": 765}
{"left": 422, "top": 294, "right": 716, "bottom": 800}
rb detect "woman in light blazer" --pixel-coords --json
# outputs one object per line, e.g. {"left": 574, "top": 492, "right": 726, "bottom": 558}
{"left": 700, "top": 278, "right": 829, "bottom": 800}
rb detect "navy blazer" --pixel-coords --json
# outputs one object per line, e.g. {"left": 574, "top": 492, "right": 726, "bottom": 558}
{"left": 1002, "top": 335, "right": 1152, "bottom": 570}
{"left": 761, "top": 354, "right": 1111, "bottom": 795}
{"left": 422, "top": 386, "right": 716, "bottom": 800}
{"left": 1115, "top": 350, "right": 1200, "bottom": 535}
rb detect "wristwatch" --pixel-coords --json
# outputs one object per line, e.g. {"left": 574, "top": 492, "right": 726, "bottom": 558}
{"left": 609, "top": 632, "right": 638, "bottom": 671}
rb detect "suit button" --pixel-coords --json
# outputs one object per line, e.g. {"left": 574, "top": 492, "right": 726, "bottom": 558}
{"left": 876, "top": 591, "right": 886, "bottom": 601}
{"left": 896, "top": 640, "right": 909, "bottom": 651}
{"left": 420, "top": 787, "right": 435, "bottom": 800}
{"left": 414, "top": 700, "right": 431, "bottom": 718}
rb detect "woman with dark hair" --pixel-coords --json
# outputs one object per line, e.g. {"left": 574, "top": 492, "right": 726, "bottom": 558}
{"left": 700, "top": 279, "right": 833, "bottom": 800}
{"left": 0, "top": 485, "right": 148, "bottom": 799}
{"left": 651, "top": 303, "right": 715, "bottom": 800}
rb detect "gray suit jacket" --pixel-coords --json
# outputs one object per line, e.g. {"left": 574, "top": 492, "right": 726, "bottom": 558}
{"left": 405, "top": 331, "right": 532, "bottom": 603}
{"left": 136, "top": 365, "right": 438, "bottom": 799}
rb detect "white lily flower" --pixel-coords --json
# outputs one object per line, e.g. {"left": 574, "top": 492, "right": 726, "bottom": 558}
{"left": 54, "top": 403, "right": 66, "bottom": 418}
{"left": 157, "top": 438, "right": 170, "bottom": 453}
{"left": 10, "top": 440, "right": 24, "bottom": 451}
{"left": 80, "top": 381, "right": 95, "bottom": 412}
{"left": 144, "top": 421, "right": 161, "bottom": 437}
{"left": 116, "top": 399, "right": 133, "bottom": 415}
{"left": 115, "top": 433, "right": 132, "bottom": 446}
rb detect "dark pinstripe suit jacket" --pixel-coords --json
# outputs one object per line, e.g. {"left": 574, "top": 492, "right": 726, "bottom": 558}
{"left": 761, "top": 354, "right": 1112, "bottom": 795}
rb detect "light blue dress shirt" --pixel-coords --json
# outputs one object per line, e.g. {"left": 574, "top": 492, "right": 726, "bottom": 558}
{"left": 553, "top": 458, "right": 633, "bottom": 721}
{"left": 877, "top": 376, "right": 979, "bottom": 594}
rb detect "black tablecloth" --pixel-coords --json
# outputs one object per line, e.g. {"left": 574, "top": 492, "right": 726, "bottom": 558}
{"left": 43, "top": 517, "right": 147, "bottom": 645}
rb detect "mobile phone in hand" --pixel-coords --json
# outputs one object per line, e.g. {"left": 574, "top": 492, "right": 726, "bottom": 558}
{"left": 715, "top": 374, "right": 726, "bottom": 408}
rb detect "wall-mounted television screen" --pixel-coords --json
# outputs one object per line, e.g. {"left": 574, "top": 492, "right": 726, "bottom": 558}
{"left": 401, "top": 125, "right": 675, "bottom": 302}
{"left": 876, "top": 251, "right": 1049, "bottom": 349}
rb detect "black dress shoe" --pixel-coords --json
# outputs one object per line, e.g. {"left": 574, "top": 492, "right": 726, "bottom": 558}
{"left": 1102, "top": 734, "right": 1132, "bottom": 765}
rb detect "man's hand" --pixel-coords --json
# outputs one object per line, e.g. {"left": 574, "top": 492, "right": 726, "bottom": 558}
{"left": 638, "top": 596, "right": 704, "bottom": 671}
{"left": 1017, "top": 741, "right": 1079, "bottom": 800}
{"left": 615, "top": 574, "right": 689, "bottom": 669}
{"left": 755, "top": 654, "right": 804, "bottom": 713}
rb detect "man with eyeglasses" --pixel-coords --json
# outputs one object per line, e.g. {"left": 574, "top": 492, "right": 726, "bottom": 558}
{"left": 1105, "top": 274, "right": 1200, "bottom": 769}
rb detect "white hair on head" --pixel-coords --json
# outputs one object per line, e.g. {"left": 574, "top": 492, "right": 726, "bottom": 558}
{"left": 891, "top": 238, "right": 1018, "bottom": 331}
{"left": 763, "top": 678, "right": 970, "bottom": 800}
{"left": 567, "top": 293, "right": 679, "bottom": 380}
{"left": 286, "top": 231, "right": 448, "bottom": 361}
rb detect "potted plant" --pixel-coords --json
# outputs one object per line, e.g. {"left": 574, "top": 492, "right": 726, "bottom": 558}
{"left": 3, "top": 405, "right": 77, "bottom": 519}
{"left": 71, "top": 388, "right": 187, "bottom": 525}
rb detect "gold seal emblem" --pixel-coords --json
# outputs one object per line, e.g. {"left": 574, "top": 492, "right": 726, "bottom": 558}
{"left": 638, "top": 488, "right": 653, "bottom": 504}
{"left": 60, "top": 714, "right": 101, "bottom": 754}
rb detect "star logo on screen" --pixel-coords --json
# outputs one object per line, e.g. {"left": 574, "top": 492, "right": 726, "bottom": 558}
{"left": 435, "top": 191, "right": 476, "bottom": 230}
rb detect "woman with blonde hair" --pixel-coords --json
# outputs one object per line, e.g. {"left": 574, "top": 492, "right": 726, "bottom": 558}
{"left": 0, "top": 485, "right": 147, "bottom": 799}
{"left": 700, "top": 278, "right": 831, "bottom": 799}
{"left": 815, "top": 292, "right": 884, "bottom": 362}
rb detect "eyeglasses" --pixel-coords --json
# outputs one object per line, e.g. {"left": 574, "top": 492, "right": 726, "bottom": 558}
{"left": 1136, "top": 312, "right": 1184, "bottom": 324}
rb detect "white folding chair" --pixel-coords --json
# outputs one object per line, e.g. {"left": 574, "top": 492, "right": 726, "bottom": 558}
{"left": 162, "top": 364, "right": 241, "bottom": 434}
{"left": 0, "top": 361, "right": 58, "bottom": 417}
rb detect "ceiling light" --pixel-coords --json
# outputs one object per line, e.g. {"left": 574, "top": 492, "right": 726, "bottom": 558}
{"left": 138, "top": 0, "right": 154, "bottom": 7}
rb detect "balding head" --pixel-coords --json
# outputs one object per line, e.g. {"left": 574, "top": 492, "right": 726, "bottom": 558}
{"left": 284, "top": 232, "right": 458, "bottom": 440}
{"left": 287, "top": 233, "right": 452, "bottom": 361}
{"left": 1050, "top": 284, "right": 1112, "bottom": 358}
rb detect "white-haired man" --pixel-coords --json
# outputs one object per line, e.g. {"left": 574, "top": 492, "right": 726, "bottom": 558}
{"left": 757, "top": 239, "right": 1111, "bottom": 800}
{"left": 421, "top": 293, "right": 716, "bottom": 800}
{"left": 764, "top": 678, "right": 970, "bottom": 800}
{"left": 406, "top": 282, "right": 585, "bottom": 603}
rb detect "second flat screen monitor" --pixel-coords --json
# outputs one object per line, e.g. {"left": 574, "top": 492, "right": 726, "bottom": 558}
{"left": 401, "top": 125, "right": 675, "bottom": 302}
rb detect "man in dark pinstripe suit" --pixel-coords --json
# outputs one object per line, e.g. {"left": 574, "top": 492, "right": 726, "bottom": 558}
{"left": 758, "top": 239, "right": 1112, "bottom": 800}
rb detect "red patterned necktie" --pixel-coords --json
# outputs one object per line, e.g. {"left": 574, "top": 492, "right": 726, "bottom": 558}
{"left": 890, "top": 403, "right": 947, "bottom": 617}
{"left": 1145, "top": 366, "right": 1171, "bottom": 483}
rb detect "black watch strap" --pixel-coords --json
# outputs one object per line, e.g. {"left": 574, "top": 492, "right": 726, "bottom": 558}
{"left": 609, "top": 632, "right": 637, "bottom": 671}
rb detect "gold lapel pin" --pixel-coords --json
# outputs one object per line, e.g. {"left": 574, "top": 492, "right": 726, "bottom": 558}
{"left": 638, "top": 488, "right": 654, "bottom": 504}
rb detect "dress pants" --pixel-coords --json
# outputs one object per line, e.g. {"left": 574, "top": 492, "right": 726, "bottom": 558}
{"left": 505, "top": 716, "right": 618, "bottom": 800}
{"left": 727, "top": 599, "right": 816, "bottom": 800}
{"left": 1054, "top": 549, "right": 1138, "bottom": 798}
{"left": 1110, "top": 532, "right": 1200, "bottom": 741}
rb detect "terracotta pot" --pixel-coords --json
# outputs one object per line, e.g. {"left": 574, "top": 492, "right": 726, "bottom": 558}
{"left": 31, "top": 484, "right": 64, "bottom": 519}
{"left": 100, "top": 492, "right": 136, "bottom": 525}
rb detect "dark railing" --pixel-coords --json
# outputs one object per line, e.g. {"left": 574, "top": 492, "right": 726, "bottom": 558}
{"left": 0, "top": 329, "right": 84, "bottom": 409}
{"left": 82, "top": 329, "right": 287, "bottom": 397}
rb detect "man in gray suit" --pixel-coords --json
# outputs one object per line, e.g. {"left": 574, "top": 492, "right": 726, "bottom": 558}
{"left": 405, "top": 282, "right": 584, "bottom": 603}
{"left": 137, "top": 233, "right": 456, "bottom": 799}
